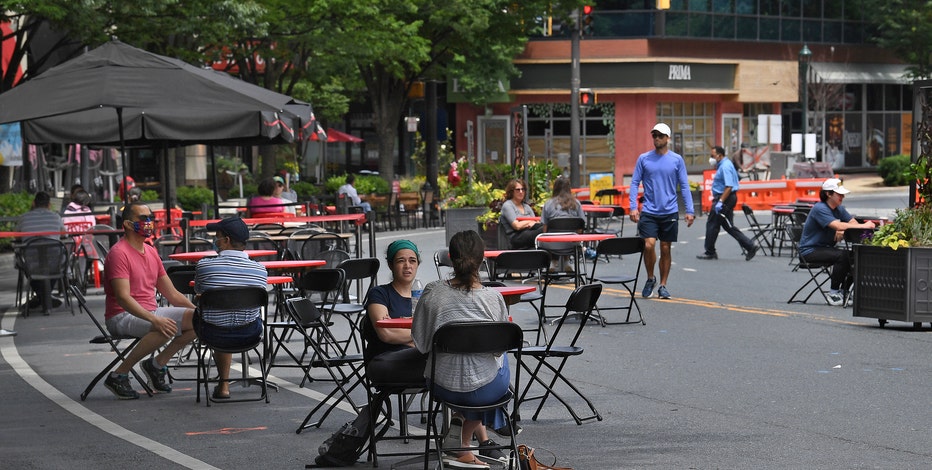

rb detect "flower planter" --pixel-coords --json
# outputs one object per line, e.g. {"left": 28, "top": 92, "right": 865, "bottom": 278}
{"left": 444, "top": 207, "right": 487, "bottom": 245}
{"left": 853, "top": 244, "right": 932, "bottom": 327}
{"left": 478, "top": 221, "right": 508, "bottom": 251}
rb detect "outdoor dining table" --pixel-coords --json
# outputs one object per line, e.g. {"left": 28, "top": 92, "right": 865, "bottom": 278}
{"left": 535, "top": 233, "right": 615, "bottom": 287}
{"left": 374, "top": 286, "right": 534, "bottom": 329}
{"left": 581, "top": 205, "right": 615, "bottom": 233}
{"left": 168, "top": 249, "right": 278, "bottom": 263}
{"left": 260, "top": 259, "right": 326, "bottom": 272}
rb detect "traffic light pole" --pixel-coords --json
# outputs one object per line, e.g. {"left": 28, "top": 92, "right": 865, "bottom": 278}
{"left": 569, "top": 8, "right": 581, "bottom": 188}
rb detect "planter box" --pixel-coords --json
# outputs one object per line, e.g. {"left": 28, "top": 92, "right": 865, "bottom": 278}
{"left": 478, "top": 221, "right": 509, "bottom": 251}
{"left": 853, "top": 244, "right": 932, "bottom": 326}
{"left": 444, "top": 207, "right": 487, "bottom": 245}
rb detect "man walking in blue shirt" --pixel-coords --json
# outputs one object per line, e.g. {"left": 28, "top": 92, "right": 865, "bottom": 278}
{"left": 629, "top": 123, "right": 695, "bottom": 299}
{"left": 697, "top": 146, "right": 758, "bottom": 261}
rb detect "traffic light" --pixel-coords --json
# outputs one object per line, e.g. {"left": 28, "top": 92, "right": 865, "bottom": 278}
{"left": 580, "top": 89, "right": 595, "bottom": 107}
{"left": 582, "top": 5, "right": 594, "bottom": 36}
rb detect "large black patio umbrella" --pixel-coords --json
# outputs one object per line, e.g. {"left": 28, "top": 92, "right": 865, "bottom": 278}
{"left": 0, "top": 40, "right": 315, "bottom": 215}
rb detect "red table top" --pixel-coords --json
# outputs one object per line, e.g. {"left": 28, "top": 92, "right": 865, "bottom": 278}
{"left": 260, "top": 259, "right": 326, "bottom": 271}
{"left": 190, "top": 275, "right": 292, "bottom": 286}
{"left": 168, "top": 249, "right": 278, "bottom": 262}
{"left": 516, "top": 216, "right": 541, "bottom": 221}
{"left": 536, "top": 233, "right": 615, "bottom": 243}
{"left": 581, "top": 205, "right": 614, "bottom": 213}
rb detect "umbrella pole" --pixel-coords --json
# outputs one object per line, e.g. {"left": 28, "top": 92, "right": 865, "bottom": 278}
{"left": 210, "top": 146, "right": 219, "bottom": 217}
{"left": 117, "top": 107, "right": 128, "bottom": 203}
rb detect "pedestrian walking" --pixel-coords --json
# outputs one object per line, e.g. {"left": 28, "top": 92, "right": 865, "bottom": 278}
{"left": 697, "top": 145, "right": 758, "bottom": 261}
{"left": 628, "top": 123, "right": 695, "bottom": 299}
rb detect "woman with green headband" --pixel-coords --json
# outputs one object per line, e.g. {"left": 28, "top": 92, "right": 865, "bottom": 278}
{"left": 364, "top": 239, "right": 426, "bottom": 385}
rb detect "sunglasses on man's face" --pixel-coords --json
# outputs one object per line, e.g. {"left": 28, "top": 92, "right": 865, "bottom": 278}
{"left": 137, "top": 215, "right": 154, "bottom": 223}
{"left": 651, "top": 133, "right": 667, "bottom": 139}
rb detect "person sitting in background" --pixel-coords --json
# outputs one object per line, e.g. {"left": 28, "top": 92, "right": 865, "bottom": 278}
{"left": 193, "top": 217, "right": 268, "bottom": 399}
{"left": 337, "top": 174, "right": 372, "bottom": 213}
{"left": 63, "top": 189, "right": 98, "bottom": 259}
{"left": 798, "top": 178, "right": 876, "bottom": 306}
{"left": 248, "top": 178, "right": 285, "bottom": 216}
{"left": 16, "top": 191, "right": 66, "bottom": 309}
{"left": 412, "top": 230, "right": 511, "bottom": 469}
{"left": 540, "top": 176, "right": 585, "bottom": 272}
{"left": 499, "top": 179, "right": 543, "bottom": 249}
{"left": 273, "top": 175, "right": 297, "bottom": 215}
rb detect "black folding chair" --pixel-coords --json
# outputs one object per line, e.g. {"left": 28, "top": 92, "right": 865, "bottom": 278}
{"left": 517, "top": 283, "right": 603, "bottom": 425}
{"left": 787, "top": 225, "right": 833, "bottom": 304}
{"left": 279, "top": 296, "right": 367, "bottom": 432}
{"left": 423, "top": 322, "right": 524, "bottom": 469}
{"left": 741, "top": 204, "right": 774, "bottom": 256}
{"left": 333, "top": 257, "right": 380, "bottom": 354}
{"left": 71, "top": 284, "right": 154, "bottom": 401}
{"left": 588, "top": 237, "right": 646, "bottom": 326}
{"left": 17, "top": 237, "right": 73, "bottom": 316}
{"left": 194, "top": 286, "right": 270, "bottom": 405}
{"left": 493, "top": 250, "right": 551, "bottom": 345}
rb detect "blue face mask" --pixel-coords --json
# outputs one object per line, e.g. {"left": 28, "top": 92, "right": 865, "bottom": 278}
{"left": 128, "top": 215, "right": 155, "bottom": 238}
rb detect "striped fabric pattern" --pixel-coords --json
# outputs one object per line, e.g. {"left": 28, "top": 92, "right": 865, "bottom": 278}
{"left": 16, "top": 208, "right": 65, "bottom": 239}
{"left": 194, "top": 250, "right": 268, "bottom": 327}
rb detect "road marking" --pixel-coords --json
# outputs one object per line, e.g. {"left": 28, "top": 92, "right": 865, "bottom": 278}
{"left": 0, "top": 308, "right": 220, "bottom": 470}
{"left": 547, "top": 284, "right": 863, "bottom": 326}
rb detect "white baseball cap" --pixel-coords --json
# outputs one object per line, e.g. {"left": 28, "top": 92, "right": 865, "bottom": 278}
{"left": 821, "top": 178, "right": 850, "bottom": 195}
{"left": 651, "top": 123, "right": 671, "bottom": 137}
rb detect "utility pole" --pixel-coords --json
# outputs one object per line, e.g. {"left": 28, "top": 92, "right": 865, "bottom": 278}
{"left": 569, "top": 8, "right": 581, "bottom": 188}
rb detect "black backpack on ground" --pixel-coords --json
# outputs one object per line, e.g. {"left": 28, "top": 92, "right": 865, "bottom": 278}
{"left": 309, "top": 396, "right": 390, "bottom": 468}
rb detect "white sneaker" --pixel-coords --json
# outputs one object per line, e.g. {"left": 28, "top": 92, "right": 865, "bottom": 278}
{"left": 826, "top": 291, "right": 844, "bottom": 306}
{"left": 443, "top": 454, "right": 489, "bottom": 469}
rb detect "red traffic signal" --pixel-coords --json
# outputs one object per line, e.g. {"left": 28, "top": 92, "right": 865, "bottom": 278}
{"left": 580, "top": 89, "right": 595, "bottom": 106}
{"left": 582, "top": 6, "right": 594, "bottom": 36}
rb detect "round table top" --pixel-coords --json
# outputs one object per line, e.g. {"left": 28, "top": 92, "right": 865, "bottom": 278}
{"left": 536, "top": 233, "right": 615, "bottom": 243}
{"left": 374, "top": 286, "right": 533, "bottom": 329}
{"left": 581, "top": 205, "right": 615, "bottom": 213}
{"left": 189, "top": 275, "right": 292, "bottom": 286}
{"left": 260, "top": 259, "right": 326, "bottom": 271}
{"left": 168, "top": 249, "right": 278, "bottom": 262}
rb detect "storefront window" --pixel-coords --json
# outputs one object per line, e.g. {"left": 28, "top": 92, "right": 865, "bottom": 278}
{"left": 524, "top": 103, "right": 615, "bottom": 180}
{"left": 656, "top": 101, "right": 714, "bottom": 170}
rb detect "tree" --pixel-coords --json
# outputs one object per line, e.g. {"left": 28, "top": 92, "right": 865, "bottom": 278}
{"left": 865, "top": 0, "right": 932, "bottom": 80}
{"left": 291, "top": 0, "right": 585, "bottom": 183}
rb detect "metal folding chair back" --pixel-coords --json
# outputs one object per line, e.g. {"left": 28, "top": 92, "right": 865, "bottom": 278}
{"left": 493, "top": 249, "right": 550, "bottom": 344}
{"left": 433, "top": 248, "right": 453, "bottom": 280}
{"left": 588, "top": 237, "right": 645, "bottom": 325}
{"left": 17, "top": 237, "right": 73, "bottom": 316}
{"left": 424, "top": 322, "right": 524, "bottom": 468}
{"left": 194, "top": 286, "right": 269, "bottom": 405}
{"left": 741, "top": 204, "right": 774, "bottom": 256}
{"left": 517, "top": 283, "right": 603, "bottom": 425}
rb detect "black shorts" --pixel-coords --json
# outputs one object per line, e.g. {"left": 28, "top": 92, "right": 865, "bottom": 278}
{"left": 637, "top": 212, "right": 679, "bottom": 242}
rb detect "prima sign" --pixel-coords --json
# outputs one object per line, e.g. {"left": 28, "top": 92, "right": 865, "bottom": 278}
{"left": 668, "top": 64, "right": 691, "bottom": 80}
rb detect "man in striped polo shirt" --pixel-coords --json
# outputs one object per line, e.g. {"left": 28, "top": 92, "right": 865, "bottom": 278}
{"left": 194, "top": 217, "right": 268, "bottom": 399}
{"left": 16, "top": 191, "right": 66, "bottom": 311}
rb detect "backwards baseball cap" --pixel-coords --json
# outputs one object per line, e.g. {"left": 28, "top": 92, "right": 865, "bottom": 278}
{"left": 651, "top": 123, "right": 671, "bottom": 137}
{"left": 821, "top": 178, "right": 850, "bottom": 195}
{"left": 206, "top": 217, "right": 250, "bottom": 243}
{"left": 273, "top": 176, "right": 285, "bottom": 185}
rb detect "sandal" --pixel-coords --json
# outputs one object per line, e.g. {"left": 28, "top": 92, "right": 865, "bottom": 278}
{"left": 443, "top": 453, "right": 489, "bottom": 469}
{"left": 211, "top": 386, "right": 230, "bottom": 400}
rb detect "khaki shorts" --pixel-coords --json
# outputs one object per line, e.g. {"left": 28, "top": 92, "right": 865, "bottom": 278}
{"left": 106, "top": 307, "right": 188, "bottom": 338}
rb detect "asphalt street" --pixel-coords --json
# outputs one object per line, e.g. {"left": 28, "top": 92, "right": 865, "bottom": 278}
{"left": 3, "top": 177, "right": 929, "bottom": 469}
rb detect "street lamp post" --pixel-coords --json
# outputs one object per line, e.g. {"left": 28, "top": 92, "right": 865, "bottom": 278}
{"left": 798, "top": 44, "right": 812, "bottom": 158}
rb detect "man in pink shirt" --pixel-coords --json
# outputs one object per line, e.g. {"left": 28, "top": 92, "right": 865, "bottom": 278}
{"left": 102, "top": 202, "right": 196, "bottom": 399}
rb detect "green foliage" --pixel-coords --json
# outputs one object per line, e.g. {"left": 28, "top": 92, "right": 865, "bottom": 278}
{"left": 866, "top": 0, "right": 932, "bottom": 80}
{"left": 324, "top": 175, "right": 346, "bottom": 194}
{"left": 356, "top": 175, "right": 391, "bottom": 195}
{"left": 411, "top": 130, "right": 456, "bottom": 178}
{"left": 398, "top": 176, "right": 425, "bottom": 193}
{"left": 877, "top": 154, "right": 911, "bottom": 186}
{"left": 291, "top": 181, "right": 320, "bottom": 200}
{"left": 868, "top": 206, "right": 932, "bottom": 248}
{"left": 0, "top": 191, "right": 34, "bottom": 250}
{"left": 176, "top": 186, "right": 214, "bottom": 212}
{"left": 243, "top": 182, "right": 258, "bottom": 198}
{"left": 139, "top": 190, "right": 160, "bottom": 202}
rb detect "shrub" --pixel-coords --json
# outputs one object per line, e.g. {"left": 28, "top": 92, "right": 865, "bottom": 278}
{"left": 291, "top": 181, "right": 320, "bottom": 200}
{"left": 140, "top": 189, "right": 160, "bottom": 202}
{"left": 0, "top": 191, "right": 36, "bottom": 251}
{"left": 877, "top": 154, "right": 910, "bottom": 186}
{"left": 176, "top": 186, "right": 214, "bottom": 212}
